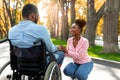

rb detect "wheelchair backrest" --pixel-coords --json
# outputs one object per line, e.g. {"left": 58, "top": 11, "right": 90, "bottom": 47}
{"left": 9, "top": 40, "right": 46, "bottom": 75}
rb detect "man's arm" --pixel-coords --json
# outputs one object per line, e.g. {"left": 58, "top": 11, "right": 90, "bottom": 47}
{"left": 41, "top": 27, "right": 57, "bottom": 53}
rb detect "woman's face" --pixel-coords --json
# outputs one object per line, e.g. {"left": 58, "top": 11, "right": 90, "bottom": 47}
{"left": 70, "top": 23, "right": 81, "bottom": 36}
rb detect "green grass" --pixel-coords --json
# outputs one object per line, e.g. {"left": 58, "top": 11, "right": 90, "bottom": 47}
{"left": 52, "top": 38, "right": 67, "bottom": 46}
{"left": 52, "top": 38, "right": 120, "bottom": 62}
{"left": 88, "top": 46, "right": 120, "bottom": 62}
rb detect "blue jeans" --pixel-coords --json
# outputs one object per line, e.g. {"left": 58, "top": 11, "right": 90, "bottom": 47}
{"left": 46, "top": 51, "right": 65, "bottom": 65}
{"left": 63, "top": 61, "right": 93, "bottom": 80}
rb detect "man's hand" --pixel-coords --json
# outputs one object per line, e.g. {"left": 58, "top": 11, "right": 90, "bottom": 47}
{"left": 57, "top": 45, "right": 64, "bottom": 51}
{"left": 57, "top": 46, "right": 68, "bottom": 54}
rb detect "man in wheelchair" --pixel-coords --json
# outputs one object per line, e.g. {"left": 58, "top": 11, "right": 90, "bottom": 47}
{"left": 8, "top": 4, "right": 64, "bottom": 80}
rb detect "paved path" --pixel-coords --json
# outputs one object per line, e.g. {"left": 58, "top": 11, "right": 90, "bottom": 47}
{"left": 0, "top": 41, "right": 120, "bottom": 80}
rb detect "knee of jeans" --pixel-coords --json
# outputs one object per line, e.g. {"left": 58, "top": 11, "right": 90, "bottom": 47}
{"left": 63, "top": 67, "right": 74, "bottom": 76}
{"left": 59, "top": 51, "right": 65, "bottom": 58}
{"left": 75, "top": 72, "right": 88, "bottom": 80}
{"left": 55, "top": 51, "right": 65, "bottom": 59}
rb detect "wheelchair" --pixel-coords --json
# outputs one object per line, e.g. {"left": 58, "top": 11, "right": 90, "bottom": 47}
{"left": 0, "top": 39, "right": 62, "bottom": 80}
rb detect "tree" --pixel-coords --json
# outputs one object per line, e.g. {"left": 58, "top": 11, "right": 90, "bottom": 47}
{"left": 85, "top": 0, "right": 105, "bottom": 46}
{"left": 70, "top": 0, "right": 76, "bottom": 25}
{"left": 2, "top": 0, "right": 22, "bottom": 37}
{"left": 47, "top": 1, "right": 59, "bottom": 38}
{"left": 59, "top": 0, "right": 69, "bottom": 40}
{"left": 3, "top": 0, "right": 14, "bottom": 26}
{"left": 0, "top": 0, "right": 40, "bottom": 38}
{"left": 103, "top": 0, "right": 120, "bottom": 53}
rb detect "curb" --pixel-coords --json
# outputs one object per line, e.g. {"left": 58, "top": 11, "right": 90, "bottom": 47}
{"left": 92, "top": 57, "right": 120, "bottom": 69}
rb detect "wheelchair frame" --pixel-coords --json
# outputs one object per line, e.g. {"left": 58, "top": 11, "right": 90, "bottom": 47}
{"left": 0, "top": 39, "right": 62, "bottom": 80}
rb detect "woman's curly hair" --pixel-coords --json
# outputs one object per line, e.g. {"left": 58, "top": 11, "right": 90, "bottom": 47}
{"left": 74, "top": 19, "right": 86, "bottom": 32}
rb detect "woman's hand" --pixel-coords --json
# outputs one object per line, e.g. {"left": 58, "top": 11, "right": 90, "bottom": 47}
{"left": 57, "top": 45, "right": 64, "bottom": 51}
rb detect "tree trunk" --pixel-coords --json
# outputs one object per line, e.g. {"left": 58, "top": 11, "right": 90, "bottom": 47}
{"left": 3, "top": 0, "right": 13, "bottom": 26}
{"left": 60, "top": 0, "right": 65, "bottom": 40}
{"left": 56, "top": 2, "right": 60, "bottom": 39}
{"left": 70, "top": 0, "right": 76, "bottom": 25}
{"left": 59, "top": 0, "right": 69, "bottom": 40}
{"left": 103, "top": 0, "right": 120, "bottom": 53}
{"left": 85, "top": 0, "right": 105, "bottom": 46}
{"left": 47, "top": 2, "right": 58, "bottom": 38}
{"left": 64, "top": 1, "right": 69, "bottom": 40}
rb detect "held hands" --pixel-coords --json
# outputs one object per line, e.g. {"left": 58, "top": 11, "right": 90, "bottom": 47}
{"left": 57, "top": 45, "right": 68, "bottom": 54}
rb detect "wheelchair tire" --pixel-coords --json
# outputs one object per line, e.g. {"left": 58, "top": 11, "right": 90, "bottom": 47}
{"left": 0, "top": 61, "right": 10, "bottom": 75}
{"left": 0, "top": 61, "right": 26, "bottom": 80}
{"left": 44, "top": 61, "right": 62, "bottom": 80}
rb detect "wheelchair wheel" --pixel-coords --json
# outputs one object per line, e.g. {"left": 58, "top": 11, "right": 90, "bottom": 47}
{"left": 0, "top": 61, "right": 26, "bottom": 80}
{"left": 0, "top": 61, "right": 10, "bottom": 75}
{"left": 0, "top": 61, "right": 13, "bottom": 80}
{"left": 44, "top": 61, "right": 62, "bottom": 80}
